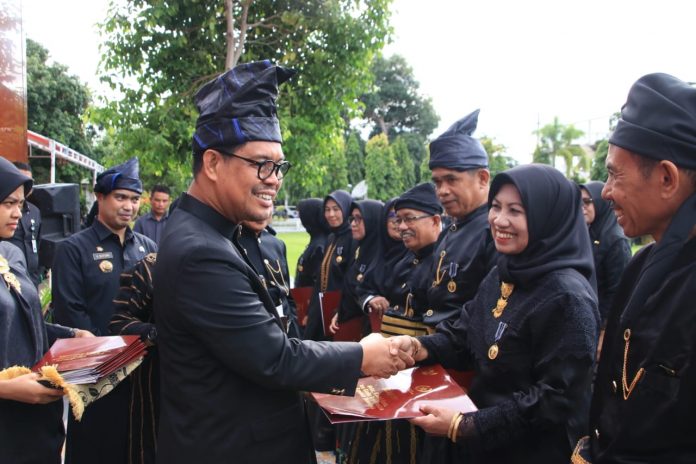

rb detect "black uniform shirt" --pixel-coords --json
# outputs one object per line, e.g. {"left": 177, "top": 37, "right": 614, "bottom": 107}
{"left": 6, "top": 201, "right": 42, "bottom": 286}
{"left": 52, "top": 220, "right": 156, "bottom": 335}
{"left": 426, "top": 204, "right": 496, "bottom": 326}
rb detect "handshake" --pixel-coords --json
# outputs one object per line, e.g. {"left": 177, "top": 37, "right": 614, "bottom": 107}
{"left": 358, "top": 333, "right": 428, "bottom": 378}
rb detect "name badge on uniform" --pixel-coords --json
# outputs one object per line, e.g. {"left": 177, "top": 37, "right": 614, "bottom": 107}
{"left": 93, "top": 252, "right": 114, "bottom": 260}
{"left": 30, "top": 219, "right": 38, "bottom": 253}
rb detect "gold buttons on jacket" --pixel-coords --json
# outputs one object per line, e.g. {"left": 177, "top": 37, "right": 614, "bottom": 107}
{"left": 425, "top": 309, "right": 434, "bottom": 317}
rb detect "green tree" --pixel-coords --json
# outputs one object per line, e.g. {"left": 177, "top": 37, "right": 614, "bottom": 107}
{"left": 98, "top": 0, "right": 393, "bottom": 198}
{"left": 590, "top": 139, "right": 609, "bottom": 181}
{"left": 344, "top": 130, "right": 365, "bottom": 187}
{"left": 533, "top": 117, "right": 589, "bottom": 179}
{"left": 392, "top": 135, "right": 415, "bottom": 190}
{"left": 480, "top": 136, "right": 517, "bottom": 178}
{"left": 419, "top": 153, "right": 430, "bottom": 184}
{"left": 364, "top": 134, "right": 400, "bottom": 200}
{"left": 26, "top": 39, "right": 96, "bottom": 184}
{"left": 361, "top": 54, "right": 439, "bottom": 140}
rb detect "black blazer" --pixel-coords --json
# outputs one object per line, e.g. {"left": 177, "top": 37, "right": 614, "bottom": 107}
{"left": 153, "top": 194, "right": 362, "bottom": 464}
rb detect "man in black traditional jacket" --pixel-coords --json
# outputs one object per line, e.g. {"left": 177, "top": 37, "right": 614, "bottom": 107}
{"left": 584, "top": 73, "right": 696, "bottom": 463}
{"left": 153, "top": 60, "right": 411, "bottom": 464}
{"left": 427, "top": 110, "right": 497, "bottom": 326}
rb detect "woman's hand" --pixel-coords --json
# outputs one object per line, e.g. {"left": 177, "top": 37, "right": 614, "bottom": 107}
{"left": 409, "top": 405, "right": 458, "bottom": 436}
{"left": 368, "top": 296, "right": 390, "bottom": 316}
{"left": 329, "top": 313, "right": 340, "bottom": 334}
{"left": 0, "top": 373, "right": 64, "bottom": 404}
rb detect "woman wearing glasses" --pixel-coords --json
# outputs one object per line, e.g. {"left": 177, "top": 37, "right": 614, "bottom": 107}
{"left": 329, "top": 199, "right": 384, "bottom": 335}
{"left": 396, "top": 164, "right": 599, "bottom": 464}
{"left": 579, "top": 181, "right": 632, "bottom": 325}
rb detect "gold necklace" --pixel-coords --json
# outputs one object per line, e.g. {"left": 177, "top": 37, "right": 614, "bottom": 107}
{"left": 264, "top": 259, "right": 289, "bottom": 295}
{"left": 432, "top": 250, "right": 447, "bottom": 286}
{"left": 319, "top": 242, "right": 336, "bottom": 292}
{"left": 621, "top": 328, "right": 645, "bottom": 400}
{"left": 491, "top": 282, "right": 514, "bottom": 318}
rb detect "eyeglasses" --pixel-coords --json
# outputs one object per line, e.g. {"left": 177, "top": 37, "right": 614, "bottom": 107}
{"left": 348, "top": 215, "right": 363, "bottom": 224}
{"left": 394, "top": 214, "right": 432, "bottom": 226}
{"left": 581, "top": 198, "right": 593, "bottom": 206}
{"left": 215, "top": 149, "right": 291, "bottom": 180}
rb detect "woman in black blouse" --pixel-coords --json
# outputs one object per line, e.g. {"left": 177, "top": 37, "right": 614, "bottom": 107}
{"left": 399, "top": 164, "right": 600, "bottom": 463}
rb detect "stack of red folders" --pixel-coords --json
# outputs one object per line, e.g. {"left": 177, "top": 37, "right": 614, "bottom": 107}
{"left": 33, "top": 335, "right": 147, "bottom": 384}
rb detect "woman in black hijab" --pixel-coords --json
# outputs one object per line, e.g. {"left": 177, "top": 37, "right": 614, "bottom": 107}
{"left": 580, "top": 181, "right": 632, "bottom": 323}
{"left": 0, "top": 157, "right": 80, "bottom": 463}
{"left": 402, "top": 164, "right": 600, "bottom": 464}
{"left": 303, "top": 190, "right": 356, "bottom": 342}
{"left": 329, "top": 199, "right": 384, "bottom": 331}
{"left": 294, "top": 198, "right": 330, "bottom": 288}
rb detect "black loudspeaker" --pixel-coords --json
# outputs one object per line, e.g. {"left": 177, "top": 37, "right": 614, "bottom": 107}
{"left": 28, "top": 183, "right": 81, "bottom": 268}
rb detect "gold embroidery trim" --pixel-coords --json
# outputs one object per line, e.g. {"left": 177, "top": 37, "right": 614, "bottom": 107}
{"left": 621, "top": 328, "right": 644, "bottom": 400}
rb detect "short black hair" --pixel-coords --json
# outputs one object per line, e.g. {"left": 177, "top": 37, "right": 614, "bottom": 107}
{"left": 632, "top": 151, "right": 696, "bottom": 190}
{"left": 12, "top": 161, "right": 31, "bottom": 172}
{"left": 192, "top": 146, "right": 241, "bottom": 176}
{"left": 151, "top": 184, "right": 171, "bottom": 196}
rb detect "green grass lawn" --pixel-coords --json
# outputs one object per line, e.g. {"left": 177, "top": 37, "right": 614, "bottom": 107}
{"left": 277, "top": 231, "right": 310, "bottom": 276}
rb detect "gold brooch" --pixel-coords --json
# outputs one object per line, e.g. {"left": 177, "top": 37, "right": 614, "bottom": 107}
{"left": 99, "top": 260, "right": 113, "bottom": 273}
{"left": 0, "top": 255, "right": 21, "bottom": 294}
{"left": 491, "top": 282, "right": 514, "bottom": 318}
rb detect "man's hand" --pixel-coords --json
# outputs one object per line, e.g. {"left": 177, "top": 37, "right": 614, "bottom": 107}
{"left": 0, "top": 373, "right": 64, "bottom": 404}
{"left": 329, "top": 314, "right": 340, "bottom": 334}
{"left": 359, "top": 333, "right": 414, "bottom": 378}
{"left": 409, "top": 404, "right": 457, "bottom": 436}
{"left": 388, "top": 335, "right": 428, "bottom": 362}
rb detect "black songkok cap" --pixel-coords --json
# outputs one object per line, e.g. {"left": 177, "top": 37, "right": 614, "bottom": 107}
{"left": 192, "top": 60, "right": 296, "bottom": 154}
{"left": 429, "top": 109, "right": 488, "bottom": 171}
{"left": 0, "top": 157, "right": 32, "bottom": 201}
{"left": 394, "top": 183, "right": 442, "bottom": 216}
{"left": 610, "top": 73, "right": 696, "bottom": 170}
{"left": 94, "top": 157, "right": 143, "bottom": 195}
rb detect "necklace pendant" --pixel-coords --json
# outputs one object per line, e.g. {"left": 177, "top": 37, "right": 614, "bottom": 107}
{"left": 447, "top": 280, "right": 457, "bottom": 293}
{"left": 488, "top": 344, "right": 499, "bottom": 360}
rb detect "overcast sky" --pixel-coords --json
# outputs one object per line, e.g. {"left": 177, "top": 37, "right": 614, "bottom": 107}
{"left": 24, "top": 0, "right": 696, "bottom": 163}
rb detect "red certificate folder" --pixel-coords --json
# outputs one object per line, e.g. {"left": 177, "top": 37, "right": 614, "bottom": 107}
{"left": 290, "top": 286, "right": 313, "bottom": 327}
{"left": 332, "top": 311, "right": 382, "bottom": 342}
{"left": 33, "top": 335, "right": 147, "bottom": 384}
{"left": 319, "top": 290, "right": 342, "bottom": 336}
{"left": 310, "top": 364, "right": 477, "bottom": 424}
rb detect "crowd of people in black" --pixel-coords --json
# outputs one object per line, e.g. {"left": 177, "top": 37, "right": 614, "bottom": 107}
{"left": 1, "top": 63, "right": 696, "bottom": 464}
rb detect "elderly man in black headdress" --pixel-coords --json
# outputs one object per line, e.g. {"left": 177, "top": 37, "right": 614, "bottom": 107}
{"left": 346, "top": 183, "right": 443, "bottom": 463}
{"left": 52, "top": 157, "right": 157, "bottom": 464}
{"left": 153, "top": 61, "right": 411, "bottom": 464}
{"left": 580, "top": 73, "right": 696, "bottom": 463}
{"left": 426, "top": 110, "right": 497, "bottom": 326}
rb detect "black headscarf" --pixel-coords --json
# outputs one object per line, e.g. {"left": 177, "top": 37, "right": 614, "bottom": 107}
{"left": 324, "top": 189, "right": 352, "bottom": 235}
{"left": 581, "top": 181, "right": 627, "bottom": 263}
{"left": 490, "top": 164, "right": 595, "bottom": 288}
{"left": 351, "top": 199, "right": 384, "bottom": 272}
{"left": 0, "top": 157, "right": 32, "bottom": 202}
{"left": 298, "top": 198, "right": 330, "bottom": 237}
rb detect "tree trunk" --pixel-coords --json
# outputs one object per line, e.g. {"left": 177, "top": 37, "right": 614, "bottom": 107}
{"left": 225, "top": 0, "right": 252, "bottom": 69}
